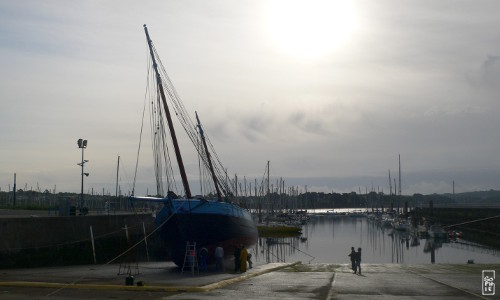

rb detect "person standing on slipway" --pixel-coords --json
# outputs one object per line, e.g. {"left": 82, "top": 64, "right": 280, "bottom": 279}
{"left": 355, "top": 247, "right": 362, "bottom": 275}
{"left": 348, "top": 247, "right": 356, "bottom": 273}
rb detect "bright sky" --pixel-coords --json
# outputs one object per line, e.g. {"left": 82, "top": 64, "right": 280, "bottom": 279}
{"left": 1, "top": 0, "right": 500, "bottom": 196}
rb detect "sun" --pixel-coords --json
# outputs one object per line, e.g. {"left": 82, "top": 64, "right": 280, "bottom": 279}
{"left": 266, "top": 0, "right": 357, "bottom": 61}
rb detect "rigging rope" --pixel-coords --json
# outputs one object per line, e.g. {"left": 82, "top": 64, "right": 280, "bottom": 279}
{"left": 134, "top": 38, "right": 236, "bottom": 199}
{"left": 145, "top": 59, "right": 182, "bottom": 197}
{"left": 149, "top": 42, "right": 233, "bottom": 198}
{"left": 132, "top": 53, "right": 152, "bottom": 196}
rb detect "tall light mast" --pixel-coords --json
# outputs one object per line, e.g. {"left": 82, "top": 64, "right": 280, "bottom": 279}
{"left": 77, "top": 138, "right": 89, "bottom": 213}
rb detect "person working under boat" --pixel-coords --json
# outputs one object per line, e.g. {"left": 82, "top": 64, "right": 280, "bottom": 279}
{"left": 215, "top": 244, "right": 224, "bottom": 271}
{"left": 240, "top": 246, "right": 248, "bottom": 272}
{"left": 199, "top": 247, "right": 208, "bottom": 272}
{"left": 234, "top": 244, "right": 241, "bottom": 273}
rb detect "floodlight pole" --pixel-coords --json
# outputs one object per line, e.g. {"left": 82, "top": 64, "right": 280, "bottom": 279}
{"left": 81, "top": 144, "right": 84, "bottom": 210}
{"left": 77, "top": 139, "right": 88, "bottom": 213}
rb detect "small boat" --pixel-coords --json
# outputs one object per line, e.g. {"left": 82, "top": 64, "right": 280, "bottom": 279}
{"left": 381, "top": 215, "right": 394, "bottom": 228}
{"left": 449, "top": 230, "right": 462, "bottom": 239}
{"left": 392, "top": 219, "right": 410, "bottom": 231}
{"left": 325, "top": 210, "right": 345, "bottom": 217}
{"left": 348, "top": 210, "right": 365, "bottom": 217}
{"left": 257, "top": 223, "right": 302, "bottom": 235}
{"left": 428, "top": 224, "right": 447, "bottom": 238}
{"left": 416, "top": 224, "right": 428, "bottom": 236}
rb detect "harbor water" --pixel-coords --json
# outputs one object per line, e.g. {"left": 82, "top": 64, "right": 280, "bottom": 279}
{"left": 251, "top": 211, "right": 500, "bottom": 265}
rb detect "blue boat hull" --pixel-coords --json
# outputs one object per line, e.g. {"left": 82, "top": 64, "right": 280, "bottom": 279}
{"left": 148, "top": 198, "right": 257, "bottom": 266}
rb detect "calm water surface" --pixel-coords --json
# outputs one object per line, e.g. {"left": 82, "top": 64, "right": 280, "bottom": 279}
{"left": 250, "top": 213, "right": 500, "bottom": 265}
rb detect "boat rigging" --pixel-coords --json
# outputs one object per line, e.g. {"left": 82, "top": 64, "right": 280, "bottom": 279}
{"left": 131, "top": 25, "right": 257, "bottom": 266}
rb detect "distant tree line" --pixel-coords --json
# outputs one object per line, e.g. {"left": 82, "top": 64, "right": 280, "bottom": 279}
{"left": 0, "top": 189, "right": 499, "bottom": 210}
{"left": 235, "top": 190, "right": 500, "bottom": 211}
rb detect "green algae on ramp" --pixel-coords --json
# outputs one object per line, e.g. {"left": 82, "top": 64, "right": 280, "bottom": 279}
{"left": 280, "top": 263, "right": 340, "bottom": 272}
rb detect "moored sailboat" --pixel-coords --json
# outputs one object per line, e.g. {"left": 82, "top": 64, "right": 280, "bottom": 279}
{"left": 428, "top": 224, "right": 447, "bottom": 239}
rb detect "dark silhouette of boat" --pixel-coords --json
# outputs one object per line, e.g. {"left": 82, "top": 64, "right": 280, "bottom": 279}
{"left": 131, "top": 25, "right": 257, "bottom": 266}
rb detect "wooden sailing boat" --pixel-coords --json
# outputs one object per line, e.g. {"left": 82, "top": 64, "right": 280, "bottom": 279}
{"left": 131, "top": 25, "right": 257, "bottom": 266}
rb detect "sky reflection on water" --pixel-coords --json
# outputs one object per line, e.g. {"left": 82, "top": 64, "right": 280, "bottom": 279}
{"left": 251, "top": 215, "right": 500, "bottom": 265}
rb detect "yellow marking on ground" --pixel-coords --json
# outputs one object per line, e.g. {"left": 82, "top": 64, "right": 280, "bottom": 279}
{"left": 0, "top": 262, "right": 300, "bottom": 293}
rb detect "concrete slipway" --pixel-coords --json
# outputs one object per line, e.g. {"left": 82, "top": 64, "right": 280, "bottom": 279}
{"left": 0, "top": 261, "right": 498, "bottom": 299}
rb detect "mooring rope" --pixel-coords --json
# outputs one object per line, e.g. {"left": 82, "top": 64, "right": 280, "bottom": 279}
{"left": 262, "top": 238, "right": 315, "bottom": 264}
{"left": 289, "top": 242, "right": 315, "bottom": 263}
{"left": 43, "top": 202, "right": 183, "bottom": 298}
{"left": 446, "top": 214, "right": 500, "bottom": 229}
{"left": 3, "top": 216, "right": 155, "bottom": 252}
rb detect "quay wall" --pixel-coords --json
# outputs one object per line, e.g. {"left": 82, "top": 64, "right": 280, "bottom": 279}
{"left": 0, "top": 214, "right": 166, "bottom": 268}
{"left": 419, "top": 207, "right": 500, "bottom": 249}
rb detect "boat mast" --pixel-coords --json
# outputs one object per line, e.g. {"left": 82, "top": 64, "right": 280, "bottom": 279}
{"left": 195, "top": 111, "right": 222, "bottom": 201}
{"left": 398, "top": 154, "right": 401, "bottom": 197}
{"left": 143, "top": 25, "right": 192, "bottom": 199}
{"left": 115, "top": 155, "right": 120, "bottom": 198}
{"left": 398, "top": 154, "right": 401, "bottom": 215}
{"left": 267, "top": 161, "right": 270, "bottom": 218}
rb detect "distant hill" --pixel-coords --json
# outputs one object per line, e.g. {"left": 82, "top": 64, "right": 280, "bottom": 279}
{"left": 439, "top": 189, "right": 500, "bottom": 204}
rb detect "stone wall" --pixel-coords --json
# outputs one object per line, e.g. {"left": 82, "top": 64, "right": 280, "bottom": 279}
{"left": 0, "top": 213, "right": 164, "bottom": 268}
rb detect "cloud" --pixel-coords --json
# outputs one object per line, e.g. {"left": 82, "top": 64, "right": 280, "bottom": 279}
{"left": 423, "top": 105, "right": 487, "bottom": 117}
{"left": 241, "top": 114, "right": 273, "bottom": 143}
{"left": 288, "top": 111, "right": 328, "bottom": 135}
{"left": 481, "top": 55, "right": 500, "bottom": 85}
{"left": 467, "top": 54, "right": 500, "bottom": 90}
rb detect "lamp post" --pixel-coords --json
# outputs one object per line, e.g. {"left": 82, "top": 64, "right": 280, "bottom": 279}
{"left": 77, "top": 139, "right": 89, "bottom": 214}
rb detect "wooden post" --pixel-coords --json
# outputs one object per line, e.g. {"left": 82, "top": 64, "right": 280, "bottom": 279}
{"left": 142, "top": 222, "right": 150, "bottom": 262}
{"left": 124, "top": 224, "right": 129, "bottom": 242}
{"left": 90, "top": 226, "right": 96, "bottom": 264}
